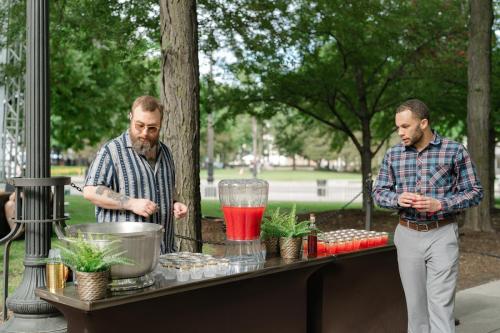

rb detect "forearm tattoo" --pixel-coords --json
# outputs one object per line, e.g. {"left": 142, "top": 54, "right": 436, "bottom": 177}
{"left": 95, "top": 186, "right": 130, "bottom": 209}
{"left": 96, "top": 186, "right": 106, "bottom": 195}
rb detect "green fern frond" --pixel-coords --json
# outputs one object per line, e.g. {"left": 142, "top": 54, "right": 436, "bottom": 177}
{"left": 55, "top": 233, "right": 134, "bottom": 273}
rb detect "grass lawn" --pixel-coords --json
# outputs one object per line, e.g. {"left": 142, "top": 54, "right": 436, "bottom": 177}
{"left": 202, "top": 199, "right": 360, "bottom": 217}
{"left": 51, "top": 165, "right": 87, "bottom": 177}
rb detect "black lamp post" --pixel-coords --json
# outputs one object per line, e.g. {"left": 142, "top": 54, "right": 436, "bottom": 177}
{"left": 0, "top": 1, "right": 67, "bottom": 332}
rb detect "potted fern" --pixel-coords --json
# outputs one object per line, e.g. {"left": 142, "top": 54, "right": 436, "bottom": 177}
{"left": 275, "top": 205, "right": 312, "bottom": 259}
{"left": 56, "top": 233, "right": 132, "bottom": 301}
{"left": 261, "top": 208, "right": 288, "bottom": 257}
{"left": 262, "top": 205, "right": 311, "bottom": 259}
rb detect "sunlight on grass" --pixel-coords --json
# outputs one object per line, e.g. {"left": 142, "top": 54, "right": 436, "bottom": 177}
{"left": 51, "top": 165, "right": 87, "bottom": 177}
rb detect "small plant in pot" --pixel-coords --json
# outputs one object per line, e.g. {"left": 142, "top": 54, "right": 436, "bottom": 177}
{"left": 56, "top": 233, "right": 132, "bottom": 301}
{"left": 261, "top": 208, "right": 288, "bottom": 257}
{"left": 274, "top": 205, "right": 312, "bottom": 259}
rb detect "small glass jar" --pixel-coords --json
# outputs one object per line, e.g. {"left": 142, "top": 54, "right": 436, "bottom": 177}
{"left": 190, "top": 262, "right": 204, "bottom": 280}
{"left": 162, "top": 261, "right": 177, "bottom": 280}
{"left": 204, "top": 260, "right": 218, "bottom": 278}
{"left": 217, "top": 258, "right": 230, "bottom": 276}
{"left": 176, "top": 263, "right": 192, "bottom": 282}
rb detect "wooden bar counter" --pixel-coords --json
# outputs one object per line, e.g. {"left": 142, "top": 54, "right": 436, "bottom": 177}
{"left": 36, "top": 246, "right": 406, "bottom": 333}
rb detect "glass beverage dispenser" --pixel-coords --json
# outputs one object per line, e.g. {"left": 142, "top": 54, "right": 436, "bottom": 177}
{"left": 218, "top": 179, "right": 268, "bottom": 264}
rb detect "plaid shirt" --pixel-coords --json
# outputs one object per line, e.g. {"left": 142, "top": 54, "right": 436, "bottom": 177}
{"left": 373, "top": 131, "right": 483, "bottom": 224}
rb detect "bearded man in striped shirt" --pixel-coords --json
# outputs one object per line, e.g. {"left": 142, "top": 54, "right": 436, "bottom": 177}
{"left": 373, "top": 99, "right": 483, "bottom": 333}
{"left": 83, "top": 95, "right": 187, "bottom": 253}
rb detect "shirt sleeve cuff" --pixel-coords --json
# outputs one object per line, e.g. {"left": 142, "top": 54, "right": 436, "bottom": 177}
{"left": 439, "top": 198, "right": 450, "bottom": 212}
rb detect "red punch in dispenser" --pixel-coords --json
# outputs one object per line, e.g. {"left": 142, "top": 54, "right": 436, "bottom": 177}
{"left": 219, "top": 179, "right": 269, "bottom": 264}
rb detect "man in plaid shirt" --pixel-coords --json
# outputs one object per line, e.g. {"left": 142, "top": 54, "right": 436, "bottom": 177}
{"left": 373, "top": 99, "right": 483, "bottom": 333}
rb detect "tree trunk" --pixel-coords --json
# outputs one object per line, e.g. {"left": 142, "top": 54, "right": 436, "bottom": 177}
{"left": 252, "top": 116, "right": 258, "bottom": 178}
{"left": 160, "top": 0, "right": 202, "bottom": 251}
{"left": 292, "top": 155, "right": 296, "bottom": 171}
{"left": 355, "top": 65, "right": 374, "bottom": 226}
{"left": 315, "top": 160, "right": 321, "bottom": 170}
{"left": 464, "top": 0, "right": 493, "bottom": 232}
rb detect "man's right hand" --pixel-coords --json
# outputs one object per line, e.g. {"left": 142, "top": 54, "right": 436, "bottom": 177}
{"left": 125, "top": 198, "right": 158, "bottom": 218}
{"left": 397, "top": 192, "right": 417, "bottom": 207}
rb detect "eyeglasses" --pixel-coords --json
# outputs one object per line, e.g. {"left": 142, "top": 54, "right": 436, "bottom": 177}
{"left": 133, "top": 122, "right": 160, "bottom": 135}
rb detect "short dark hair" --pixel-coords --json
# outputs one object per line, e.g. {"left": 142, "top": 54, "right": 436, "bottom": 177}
{"left": 131, "top": 95, "right": 164, "bottom": 120}
{"left": 396, "top": 99, "right": 430, "bottom": 122}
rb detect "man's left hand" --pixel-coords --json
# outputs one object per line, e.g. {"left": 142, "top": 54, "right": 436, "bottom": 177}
{"left": 411, "top": 195, "right": 442, "bottom": 213}
{"left": 173, "top": 202, "right": 188, "bottom": 219}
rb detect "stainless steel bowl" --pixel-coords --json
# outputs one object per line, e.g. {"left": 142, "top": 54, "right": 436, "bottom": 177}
{"left": 64, "top": 222, "right": 164, "bottom": 279}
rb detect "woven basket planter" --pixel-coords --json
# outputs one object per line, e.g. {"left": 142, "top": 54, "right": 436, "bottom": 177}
{"left": 264, "top": 237, "right": 279, "bottom": 258}
{"left": 279, "top": 237, "right": 302, "bottom": 259}
{"left": 76, "top": 270, "right": 109, "bottom": 301}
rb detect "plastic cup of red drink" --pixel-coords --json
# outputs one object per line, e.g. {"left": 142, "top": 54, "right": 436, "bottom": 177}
{"left": 317, "top": 240, "right": 327, "bottom": 256}
{"left": 336, "top": 238, "right": 346, "bottom": 253}
{"left": 380, "top": 232, "right": 389, "bottom": 245}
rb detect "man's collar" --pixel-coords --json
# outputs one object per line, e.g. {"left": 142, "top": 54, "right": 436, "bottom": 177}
{"left": 402, "top": 130, "right": 441, "bottom": 151}
{"left": 429, "top": 130, "right": 441, "bottom": 145}
{"left": 124, "top": 130, "right": 133, "bottom": 148}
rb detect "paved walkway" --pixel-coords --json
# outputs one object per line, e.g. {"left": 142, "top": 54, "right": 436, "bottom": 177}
{"left": 456, "top": 279, "right": 500, "bottom": 333}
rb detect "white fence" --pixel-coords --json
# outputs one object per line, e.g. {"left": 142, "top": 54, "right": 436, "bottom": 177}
{"left": 201, "top": 180, "right": 363, "bottom": 203}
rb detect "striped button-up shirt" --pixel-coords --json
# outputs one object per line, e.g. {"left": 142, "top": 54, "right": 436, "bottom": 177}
{"left": 373, "top": 131, "right": 483, "bottom": 223}
{"left": 84, "top": 131, "right": 176, "bottom": 253}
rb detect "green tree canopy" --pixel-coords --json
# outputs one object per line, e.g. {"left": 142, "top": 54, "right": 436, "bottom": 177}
{"left": 201, "top": 0, "right": 470, "bottom": 210}
{"left": 1, "top": 0, "right": 162, "bottom": 151}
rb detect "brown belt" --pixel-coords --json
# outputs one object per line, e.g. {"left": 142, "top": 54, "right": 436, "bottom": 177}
{"left": 399, "top": 218, "right": 456, "bottom": 232}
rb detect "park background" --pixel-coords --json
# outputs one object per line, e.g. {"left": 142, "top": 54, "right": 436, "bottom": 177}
{"left": 1, "top": 0, "right": 500, "bottom": 313}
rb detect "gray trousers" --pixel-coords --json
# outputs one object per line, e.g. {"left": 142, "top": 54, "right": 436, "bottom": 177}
{"left": 394, "top": 223, "right": 459, "bottom": 333}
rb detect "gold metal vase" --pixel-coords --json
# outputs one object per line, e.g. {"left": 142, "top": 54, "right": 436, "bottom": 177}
{"left": 279, "top": 237, "right": 302, "bottom": 259}
{"left": 264, "top": 237, "right": 279, "bottom": 257}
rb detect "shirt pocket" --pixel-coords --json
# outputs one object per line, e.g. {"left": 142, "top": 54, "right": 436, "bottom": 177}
{"left": 428, "top": 164, "right": 451, "bottom": 188}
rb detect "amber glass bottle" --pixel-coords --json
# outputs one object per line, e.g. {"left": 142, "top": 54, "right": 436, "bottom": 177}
{"left": 307, "top": 213, "right": 318, "bottom": 258}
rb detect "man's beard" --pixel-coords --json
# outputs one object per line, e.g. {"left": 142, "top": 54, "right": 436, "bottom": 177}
{"left": 409, "top": 128, "right": 424, "bottom": 147}
{"left": 131, "top": 134, "right": 159, "bottom": 156}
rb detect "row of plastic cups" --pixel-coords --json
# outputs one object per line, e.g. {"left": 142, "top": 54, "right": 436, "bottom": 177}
{"left": 321, "top": 230, "right": 389, "bottom": 247}
{"left": 303, "top": 230, "right": 390, "bottom": 256}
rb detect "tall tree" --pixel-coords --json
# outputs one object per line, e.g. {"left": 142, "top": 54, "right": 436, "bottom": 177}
{"left": 202, "top": 0, "right": 469, "bottom": 213}
{"left": 464, "top": 0, "right": 493, "bottom": 232}
{"left": 1, "top": 0, "right": 161, "bottom": 151}
{"left": 160, "top": 0, "right": 202, "bottom": 251}
{"left": 272, "top": 112, "right": 307, "bottom": 170}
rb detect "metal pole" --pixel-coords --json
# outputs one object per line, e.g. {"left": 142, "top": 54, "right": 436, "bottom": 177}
{"left": 365, "top": 174, "right": 373, "bottom": 231}
{"left": 204, "top": 54, "right": 216, "bottom": 198}
{"left": 207, "top": 112, "right": 214, "bottom": 183}
{"left": 0, "top": 0, "right": 66, "bottom": 331}
{"left": 0, "top": 0, "right": 8, "bottom": 183}
{"left": 206, "top": 56, "right": 214, "bottom": 185}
